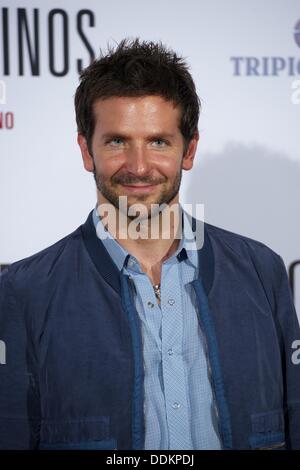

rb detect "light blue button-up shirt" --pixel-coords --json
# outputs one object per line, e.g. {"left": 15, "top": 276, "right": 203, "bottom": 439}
{"left": 93, "top": 205, "right": 221, "bottom": 450}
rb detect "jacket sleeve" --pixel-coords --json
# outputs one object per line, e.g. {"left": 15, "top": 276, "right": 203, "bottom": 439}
{"left": 268, "top": 252, "right": 300, "bottom": 449}
{"left": 0, "top": 268, "right": 40, "bottom": 449}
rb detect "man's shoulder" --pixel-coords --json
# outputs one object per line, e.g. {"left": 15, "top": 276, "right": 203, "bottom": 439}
{"left": 203, "top": 220, "right": 282, "bottom": 266}
{"left": 2, "top": 225, "right": 83, "bottom": 285}
{"left": 203, "top": 221, "right": 288, "bottom": 302}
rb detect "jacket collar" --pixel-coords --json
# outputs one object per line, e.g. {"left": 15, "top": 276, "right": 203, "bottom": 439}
{"left": 81, "top": 210, "right": 215, "bottom": 297}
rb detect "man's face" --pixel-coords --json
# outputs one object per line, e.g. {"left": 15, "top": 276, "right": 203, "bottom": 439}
{"left": 78, "top": 95, "right": 198, "bottom": 217}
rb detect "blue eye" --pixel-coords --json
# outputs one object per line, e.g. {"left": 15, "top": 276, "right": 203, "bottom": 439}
{"left": 110, "top": 137, "right": 123, "bottom": 145}
{"left": 152, "top": 139, "right": 167, "bottom": 147}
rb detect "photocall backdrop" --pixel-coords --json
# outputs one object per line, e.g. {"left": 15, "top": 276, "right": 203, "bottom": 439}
{"left": 0, "top": 0, "right": 300, "bottom": 318}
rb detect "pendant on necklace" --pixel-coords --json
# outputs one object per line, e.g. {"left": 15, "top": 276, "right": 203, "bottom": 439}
{"left": 153, "top": 283, "right": 161, "bottom": 301}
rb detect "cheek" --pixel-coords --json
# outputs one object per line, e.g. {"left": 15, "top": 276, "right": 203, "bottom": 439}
{"left": 94, "top": 153, "right": 124, "bottom": 176}
{"left": 156, "top": 156, "right": 182, "bottom": 178}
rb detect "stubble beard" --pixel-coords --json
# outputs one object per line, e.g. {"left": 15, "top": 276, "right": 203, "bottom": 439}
{"left": 92, "top": 164, "right": 182, "bottom": 221}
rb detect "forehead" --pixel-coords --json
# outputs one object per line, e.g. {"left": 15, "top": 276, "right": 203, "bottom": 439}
{"left": 92, "top": 95, "right": 181, "bottom": 132}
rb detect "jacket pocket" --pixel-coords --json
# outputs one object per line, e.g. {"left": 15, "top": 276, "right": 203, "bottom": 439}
{"left": 39, "top": 416, "right": 117, "bottom": 450}
{"left": 249, "top": 409, "right": 286, "bottom": 450}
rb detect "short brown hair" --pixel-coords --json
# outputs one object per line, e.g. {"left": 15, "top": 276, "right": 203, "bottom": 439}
{"left": 74, "top": 38, "right": 200, "bottom": 154}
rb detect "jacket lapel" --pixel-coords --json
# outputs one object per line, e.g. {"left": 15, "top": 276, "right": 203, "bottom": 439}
{"left": 81, "top": 210, "right": 122, "bottom": 295}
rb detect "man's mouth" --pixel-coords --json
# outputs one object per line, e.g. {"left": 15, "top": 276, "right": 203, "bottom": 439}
{"left": 120, "top": 183, "right": 158, "bottom": 193}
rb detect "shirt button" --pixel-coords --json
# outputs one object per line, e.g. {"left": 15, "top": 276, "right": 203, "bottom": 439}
{"left": 172, "top": 402, "right": 181, "bottom": 410}
{"left": 168, "top": 299, "right": 175, "bottom": 306}
{"left": 147, "top": 301, "right": 154, "bottom": 308}
{"left": 167, "top": 348, "right": 174, "bottom": 356}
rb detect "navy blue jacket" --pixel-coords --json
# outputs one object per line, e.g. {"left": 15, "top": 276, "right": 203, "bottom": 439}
{"left": 0, "top": 211, "right": 300, "bottom": 450}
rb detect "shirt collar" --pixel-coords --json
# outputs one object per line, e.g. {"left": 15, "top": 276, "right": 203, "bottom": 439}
{"left": 93, "top": 203, "right": 198, "bottom": 271}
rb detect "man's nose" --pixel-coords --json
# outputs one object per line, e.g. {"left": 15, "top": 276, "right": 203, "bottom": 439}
{"left": 125, "top": 144, "right": 151, "bottom": 177}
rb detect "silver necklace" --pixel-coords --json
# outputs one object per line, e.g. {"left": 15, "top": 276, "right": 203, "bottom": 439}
{"left": 153, "top": 284, "right": 161, "bottom": 301}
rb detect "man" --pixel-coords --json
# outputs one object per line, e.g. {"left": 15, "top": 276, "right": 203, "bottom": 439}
{"left": 0, "top": 38, "right": 300, "bottom": 450}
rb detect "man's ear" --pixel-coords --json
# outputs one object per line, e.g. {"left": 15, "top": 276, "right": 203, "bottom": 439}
{"left": 77, "top": 134, "right": 95, "bottom": 172}
{"left": 181, "top": 130, "right": 199, "bottom": 171}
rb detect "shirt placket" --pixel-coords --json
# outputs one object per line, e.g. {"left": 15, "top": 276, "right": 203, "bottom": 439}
{"left": 160, "top": 260, "right": 193, "bottom": 450}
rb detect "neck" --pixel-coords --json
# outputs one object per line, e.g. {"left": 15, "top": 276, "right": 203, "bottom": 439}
{"left": 97, "top": 195, "right": 183, "bottom": 284}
